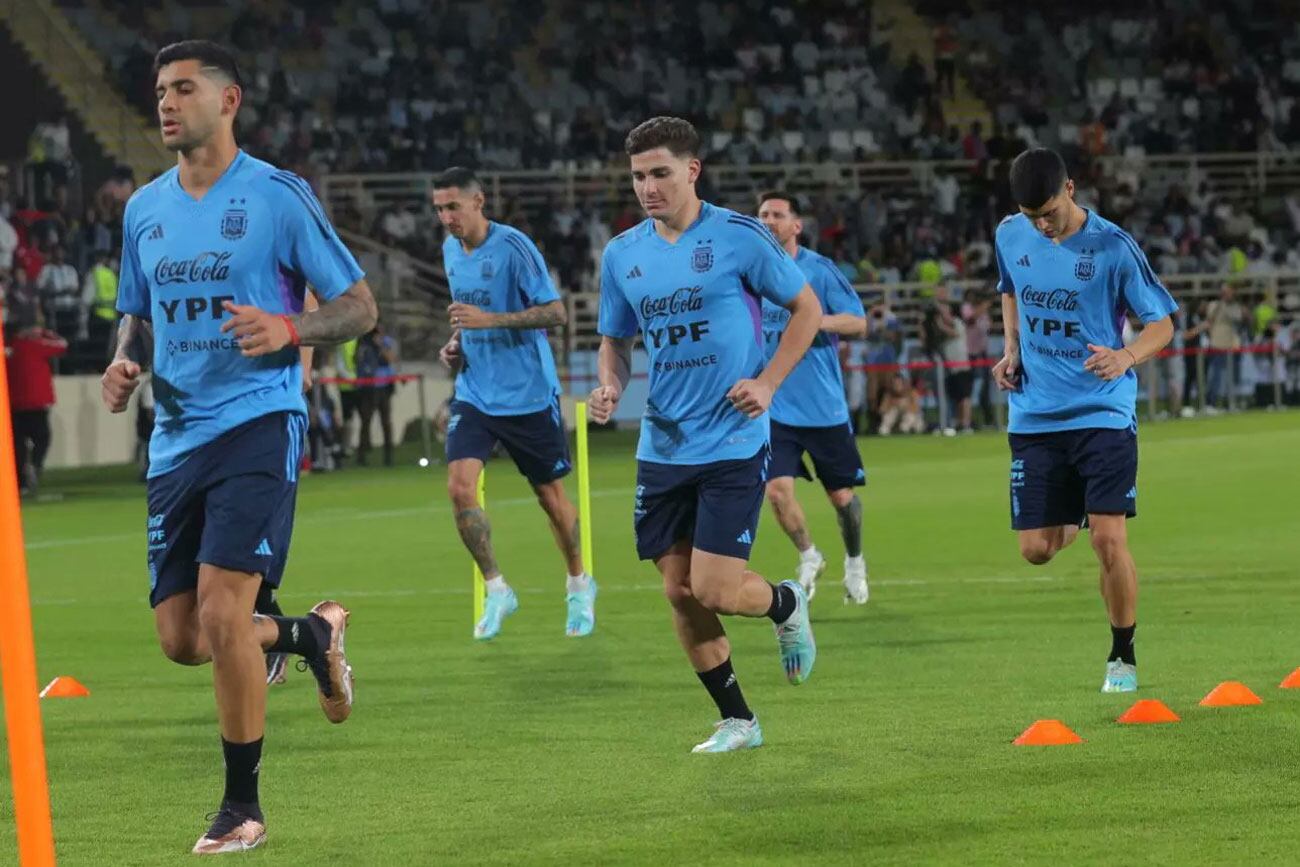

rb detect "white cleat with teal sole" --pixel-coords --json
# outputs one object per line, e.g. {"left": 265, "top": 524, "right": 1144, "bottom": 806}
{"left": 691, "top": 717, "right": 764, "bottom": 753}
{"left": 774, "top": 580, "right": 816, "bottom": 685}
{"left": 565, "top": 578, "right": 598, "bottom": 637}
{"left": 1102, "top": 660, "right": 1138, "bottom": 693}
{"left": 474, "top": 587, "right": 519, "bottom": 640}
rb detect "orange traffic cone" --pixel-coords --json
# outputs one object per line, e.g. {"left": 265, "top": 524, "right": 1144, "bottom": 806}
{"left": 38, "top": 676, "right": 90, "bottom": 698}
{"left": 1200, "top": 681, "right": 1262, "bottom": 707}
{"left": 1280, "top": 668, "right": 1300, "bottom": 689}
{"left": 1117, "top": 699, "right": 1180, "bottom": 724}
{"left": 1013, "top": 719, "right": 1082, "bottom": 746}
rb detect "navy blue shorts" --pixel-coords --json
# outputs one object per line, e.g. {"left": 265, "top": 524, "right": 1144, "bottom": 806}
{"left": 1008, "top": 427, "right": 1138, "bottom": 531}
{"left": 634, "top": 446, "right": 769, "bottom": 561}
{"left": 445, "top": 398, "right": 570, "bottom": 486}
{"left": 146, "top": 412, "right": 306, "bottom": 608}
{"left": 769, "top": 420, "right": 866, "bottom": 490}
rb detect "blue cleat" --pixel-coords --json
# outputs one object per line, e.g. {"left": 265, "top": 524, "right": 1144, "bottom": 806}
{"left": 1102, "top": 660, "right": 1138, "bottom": 693}
{"left": 691, "top": 717, "right": 763, "bottom": 753}
{"left": 774, "top": 580, "right": 816, "bottom": 685}
{"left": 474, "top": 587, "right": 519, "bottom": 640}
{"left": 565, "top": 577, "right": 598, "bottom": 637}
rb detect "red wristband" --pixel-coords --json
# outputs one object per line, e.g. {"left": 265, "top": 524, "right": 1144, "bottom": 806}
{"left": 280, "top": 315, "right": 301, "bottom": 347}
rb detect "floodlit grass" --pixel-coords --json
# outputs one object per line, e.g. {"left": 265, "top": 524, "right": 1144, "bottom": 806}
{"left": 4, "top": 411, "right": 1299, "bottom": 865}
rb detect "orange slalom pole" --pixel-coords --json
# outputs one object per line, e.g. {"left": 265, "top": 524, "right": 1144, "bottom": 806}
{"left": 0, "top": 327, "right": 58, "bottom": 866}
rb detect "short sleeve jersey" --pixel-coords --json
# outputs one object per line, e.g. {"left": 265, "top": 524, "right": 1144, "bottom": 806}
{"left": 598, "top": 203, "right": 809, "bottom": 464}
{"left": 995, "top": 209, "right": 1178, "bottom": 433}
{"left": 762, "top": 246, "right": 865, "bottom": 426}
{"left": 443, "top": 222, "right": 562, "bottom": 415}
{"left": 116, "top": 151, "right": 363, "bottom": 477}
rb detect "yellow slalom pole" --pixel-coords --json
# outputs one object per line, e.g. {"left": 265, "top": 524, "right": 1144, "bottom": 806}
{"left": 473, "top": 469, "right": 486, "bottom": 627}
{"left": 575, "top": 401, "right": 593, "bottom": 576}
{"left": 0, "top": 329, "right": 58, "bottom": 866}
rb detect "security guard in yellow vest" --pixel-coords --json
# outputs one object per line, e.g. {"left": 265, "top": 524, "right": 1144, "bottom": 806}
{"left": 80, "top": 250, "right": 119, "bottom": 361}
{"left": 336, "top": 337, "right": 361, "bottom": 460}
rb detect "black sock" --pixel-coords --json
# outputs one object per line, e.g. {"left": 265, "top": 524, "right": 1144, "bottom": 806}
{"left": 221, "top": 737, "right": 263, "bottom": 816}
{"left": 766, "top": 582, "right": 797, "bottom": 624}
{"left": 254, "top": 583, "right": 284, "bottom": 618}
{"left": 1109, "top": 623, "right": 1136, "bottom": 665}
{"left": 263, "top": 616, "right": 323, "bottom": 657}
{"left": 696, "top": 658, "right": 754, "bottom": 721}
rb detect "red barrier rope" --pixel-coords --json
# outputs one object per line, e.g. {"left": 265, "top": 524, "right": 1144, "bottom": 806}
{"left": 555, "top": 343, "right": 1283, "bottom": 382}
{"left": 316, "top": 374, "right": 421, "bottom": 386}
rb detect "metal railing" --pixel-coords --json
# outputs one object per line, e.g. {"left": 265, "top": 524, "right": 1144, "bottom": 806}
{"left": 335, "top": 229, "right": 451, "bottom": 359}
{"left": 320, "top": 151, "right": 1300, "bottom": 234}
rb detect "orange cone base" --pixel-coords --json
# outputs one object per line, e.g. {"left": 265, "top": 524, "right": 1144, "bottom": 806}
{"left": 1280, "top": 668, "right": 1300, "bottom": 689}
{"left": 1117, "top": 699, "right": 1180, "bottom": 724}
{"left": 1200, "top": 681, "right": 1262, "bottom": 707}
{"left": 39, "top": 676, "right": 90, "bottom": 698}
{"left": 1013, "top": 719, "right": 1083, "bottom": 746}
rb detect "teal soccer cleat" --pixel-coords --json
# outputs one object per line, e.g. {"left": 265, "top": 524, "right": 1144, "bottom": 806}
{"left": 774, "top": 580, "right": 816, "bottom": 685}
{"left": 1102, "top": 660, "right": 1138, "bottom": 693}
{"left": 565, "top": 577, "right": 598, "bottom": 637}
{"left": 691, "top": 717, "right": 764, "bottom": 753}
{"left": 473, "top": 587, "right": 519, "bottom": 640}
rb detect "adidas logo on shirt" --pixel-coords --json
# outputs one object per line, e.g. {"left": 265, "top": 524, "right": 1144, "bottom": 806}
{"left": 626, "top": 265, "right": 643, "bottom": 279}
{"left": 253, "top": 538, "right": 273, "bottom": 557}
{"left": 735, "top": 529, "right": 753, "bottom": 545}
{"left": 1016, "top": 255, "right": 1030, "bottom": 267}
{"left": 147, "top": 224, "right": 164, "bottom": 241}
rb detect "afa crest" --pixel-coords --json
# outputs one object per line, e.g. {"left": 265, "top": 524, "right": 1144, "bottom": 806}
{"left": 1074, "top": 249, "right": 1095, "bottom": 281}
{"left": 691, "top": 242, "right": 714, "bottom": 273}
{"left": 221, "top": 209, "right": 248, "bottom": 241}
{"left": 480, "top": 259, "right": 495, "bottom": 280}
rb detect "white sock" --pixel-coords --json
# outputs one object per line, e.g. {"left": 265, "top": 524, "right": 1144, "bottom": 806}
{"left": 484, "top": 576, "right": 508, "bottom": 594}
{"left": 566, "top": 573, "right": 590, "bottom": 593}
{"left": 845, "top": 554, "right": 866, "bottom": 572}
{"left": 800, "top": 546, "right": 822, "bottom": 563}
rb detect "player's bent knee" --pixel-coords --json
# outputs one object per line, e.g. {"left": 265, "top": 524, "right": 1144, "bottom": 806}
{"left": 1019, "top": 537, "right": 1056, "bottom": 565}
{"left": 687, "top": 576, "right": 731, "bottom": 613}
{"left": 662, "top": 578, "right": 693, "bottom": 608}
{"left": 157, "top": 631, "right": 205, "bottom": 666}
{"left": 764, "top": 479, "right": 793, "bottom": 508}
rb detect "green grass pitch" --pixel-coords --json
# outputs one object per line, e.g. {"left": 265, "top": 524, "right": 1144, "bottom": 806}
{"left": 3, "top": 411, "right": 1299, "bottom": 865}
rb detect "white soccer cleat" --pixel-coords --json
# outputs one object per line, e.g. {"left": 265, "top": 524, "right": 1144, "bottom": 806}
{"left": 691, "top": 717, "right": 764, "bottom": 753}
{"left": 192, "top": 808, "right": 266, "bottom": 855}
{"left": 795, "top": 549, "right": 825, "bottom": 601}
{"left": 843, "top": 556, "right": 869, "bottom": 605}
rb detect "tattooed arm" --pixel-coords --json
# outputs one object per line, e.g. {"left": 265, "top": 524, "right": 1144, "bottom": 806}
{"left": 102, "top": 315, "right": 154, "bottom": 412}
{"left": 447, "top": 299, "right": 567, "bottom": 330}
{"left": 221, "top": 280, "right": 379, "bottom": 356}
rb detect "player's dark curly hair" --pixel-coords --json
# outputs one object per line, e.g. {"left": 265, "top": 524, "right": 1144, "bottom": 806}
{"left": 624, "top": 117, "right": 701, "bottom": 158}
{"left": 153, "top": 40, "right": 242, "bottom": 88}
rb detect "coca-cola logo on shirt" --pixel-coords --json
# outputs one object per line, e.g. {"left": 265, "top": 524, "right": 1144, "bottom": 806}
{"left": 1019, "top": 285, "right": 1079, "bottom": 312}
{"left": 154, "top": 251, "right": 233, "bottom": 285}
{"left": 639, "top": 286, "right": 704, "bottom": 319}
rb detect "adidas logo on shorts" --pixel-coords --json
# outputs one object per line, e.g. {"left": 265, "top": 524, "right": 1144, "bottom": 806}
{"left": 735, "top": 529, "right": 753, "bottom": 545}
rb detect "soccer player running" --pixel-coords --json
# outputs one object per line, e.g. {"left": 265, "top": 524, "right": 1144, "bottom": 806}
{"left": 992, "top": 148, "right": 1176, "bottom": 693}
{"left": 756, "top": 192, "right": 870, "bottom": 604}
{"left": 99, "top": 41, "right": 376, "bottom": 854}
{"left": 589, "top": 117, "right": 822, "bottom": 753}
{"left": 433, "top": 167, "right": 596, "bottom": 640}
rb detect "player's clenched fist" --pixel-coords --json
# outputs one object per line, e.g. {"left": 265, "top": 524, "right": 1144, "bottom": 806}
{"left": 992, "top": 350, "right": 1021, "bottom": 391}
{"left": 439, "top": 332, "right": 462, "bottom": 369}
{"left": 588, "top": 385, "right": 620, "bottom": 424}
{"left": 726, "top": 378, "right": 773, "bottom": 419}
{"left": 101, "top": 360, "right": 142, "bottom": 413}
{"left": 220, "top": 301, "right": 295, "bottom": 356}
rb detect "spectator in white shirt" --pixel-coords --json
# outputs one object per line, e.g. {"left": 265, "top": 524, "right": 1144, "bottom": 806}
{"left": 36, "top": 245, "right": 79, "bottom": 338}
